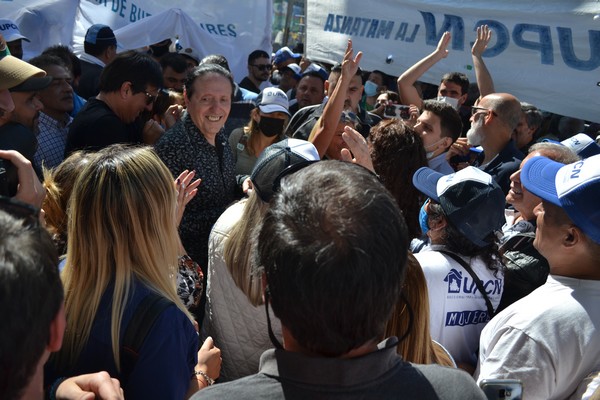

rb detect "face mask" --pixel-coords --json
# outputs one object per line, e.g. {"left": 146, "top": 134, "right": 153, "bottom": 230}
{"left": 424, "top": 138, "right": 446, "bottom": 160}
{"left": 364, "top": 80, "right": 378, "bottom": 97}
{"left": 437, "top": 96, "right": 459, "bottom": 110}
{"left": 419, "top": 202, "right": 429, "bottom": 235}
{"left": 259, "top": 116, "right": 285, "bottom": 137}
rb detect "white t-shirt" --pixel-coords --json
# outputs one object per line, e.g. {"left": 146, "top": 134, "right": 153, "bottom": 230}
{"left": 477, "top": 275, "right": 600, "bottom": 400}
{"left": 415, "top": 245, "right": 503, "bottom": 366}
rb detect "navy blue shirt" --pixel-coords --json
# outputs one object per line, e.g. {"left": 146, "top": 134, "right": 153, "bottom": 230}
{"left": 45, "top": 279, "right": 198, "bottom": 399}
{"left": 475, "top": 140, "right": 524, "bottom": 195}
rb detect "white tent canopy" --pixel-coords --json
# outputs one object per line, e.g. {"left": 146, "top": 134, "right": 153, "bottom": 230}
{"left": 6, "top": 0, "right": 273, "bottom": 82}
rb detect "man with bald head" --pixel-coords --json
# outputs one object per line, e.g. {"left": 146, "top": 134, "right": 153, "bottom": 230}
{"left": 466, "top": 92, "right": 524, "bottom": 194}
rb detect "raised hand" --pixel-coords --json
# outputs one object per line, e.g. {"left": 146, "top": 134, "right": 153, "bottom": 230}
{"left": 341, "top": 39, "right": 363, "bottom": 79}
{"left": 472, "top": 25, "right": 492, "bottom": 58}
{"left": 435, "top": 31, "right": 451, "bottom": 59}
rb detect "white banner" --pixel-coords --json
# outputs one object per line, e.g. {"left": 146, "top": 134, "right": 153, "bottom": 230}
{"left": 306, "top": 0, "right": 600, "bottom": 123}
{"left": 4, "top": 0, "right": 272, "bottom": 83}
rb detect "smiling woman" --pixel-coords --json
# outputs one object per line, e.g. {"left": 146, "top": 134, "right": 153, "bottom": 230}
{"left": 155, "top": 64, "right": 237, "bottom": 322}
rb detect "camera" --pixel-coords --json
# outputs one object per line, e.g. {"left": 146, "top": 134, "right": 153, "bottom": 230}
{"left": 0, "top": 157, "right": 18, "bottom": 197}
{"left": 384, "top": 104, "right": 410, "bottom": 120}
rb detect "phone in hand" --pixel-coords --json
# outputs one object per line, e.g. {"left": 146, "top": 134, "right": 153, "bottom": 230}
{"left": 0, "top": 158, "right": 18, "bottom": 197}
{"left": 479, "top": 379, "right": 523, "bottom": 400}
{"left": 383, "top": 104, "right": 410, "bottom": 120}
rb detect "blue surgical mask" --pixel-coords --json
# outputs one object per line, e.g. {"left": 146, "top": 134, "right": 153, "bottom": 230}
{"left": 364, "top": 80, "right": 378, "bottom": 97}
{"left": 419, "top": 201, "right": 429, "bottom": 235}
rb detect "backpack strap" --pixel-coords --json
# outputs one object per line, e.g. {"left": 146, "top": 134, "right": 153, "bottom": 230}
{"left": 120, "top": 293, "right": 173, "bottom": 385}
{"left": 439, "top": 250, "right": 496, "bottom": 319}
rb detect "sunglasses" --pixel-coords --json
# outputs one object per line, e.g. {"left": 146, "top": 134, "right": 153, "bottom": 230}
{"left": 251, "top": 64, "right": 272, "bottom": 72}
{"left": 142, "top": 91, "right": 158, "bottom": 106}
{"left": 0, "top": 196, "right": 40, "bottom": 227}
{"left": 471, "top": 106, "right": 497, "bottom": 117}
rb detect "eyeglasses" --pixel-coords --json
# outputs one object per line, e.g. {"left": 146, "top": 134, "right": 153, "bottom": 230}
{"left": 340, "top": 110, "right": 358, "bottom": 125}
{"left": 142, "top": 91, "right": 158, "bottom": 106}
{"left": 251, "top": 64, "right": 272, "bottom": 72}
{"left": 471, "top": 106, "right": 497, "bottom": 117}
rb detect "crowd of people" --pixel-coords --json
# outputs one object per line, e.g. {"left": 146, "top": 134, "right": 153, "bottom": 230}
{"left": 1, "top": 15, "right": 600, "bottom": 400}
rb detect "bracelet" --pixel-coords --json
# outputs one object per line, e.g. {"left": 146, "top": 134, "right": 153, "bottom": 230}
{"left": 194, "top": 369, "right": 214, "bottom": 386}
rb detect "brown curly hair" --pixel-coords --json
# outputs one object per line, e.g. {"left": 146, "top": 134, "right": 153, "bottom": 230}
{"left": 369, "top": 119, "right": 427, "bottom": 239}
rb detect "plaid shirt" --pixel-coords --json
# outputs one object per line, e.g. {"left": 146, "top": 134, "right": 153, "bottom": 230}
{"left": 34, "top": 112, "right": 72, "bottom": 171}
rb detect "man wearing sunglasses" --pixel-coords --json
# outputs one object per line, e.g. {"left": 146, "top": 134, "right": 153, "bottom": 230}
{"left": 64, "top": 50, "right": 163, "bottom": 156}
{"left": 464, "top": 93, "right": 524, "bottom": 195}
{"left": 239, "top": 49, "right": 272, "bottom": 94}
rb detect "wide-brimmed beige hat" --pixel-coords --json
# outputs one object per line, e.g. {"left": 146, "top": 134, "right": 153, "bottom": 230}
{"left": 0, "top": 55, "right": 46, "bottom": 91}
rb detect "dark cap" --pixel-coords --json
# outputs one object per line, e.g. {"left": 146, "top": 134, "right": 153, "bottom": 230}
{"left": 84, "top": 24, "right": 117, "bottom": 46}
{"left": 250, "top": 138, "right": 320, "bottom": 202}
{"left": 9, "top": 76, "right": 52, "bottom": 92}
{"left": 412, "top": 166, "right": 505, "bottom": 247}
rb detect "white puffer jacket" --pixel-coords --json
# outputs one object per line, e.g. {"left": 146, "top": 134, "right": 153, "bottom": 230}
{"left": 201, "top": 199, "right": 282, "bottom": 382}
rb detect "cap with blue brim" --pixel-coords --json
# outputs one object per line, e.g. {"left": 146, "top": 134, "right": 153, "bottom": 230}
{"left": 521, "top": 154, "right": 600, "bottom": 244}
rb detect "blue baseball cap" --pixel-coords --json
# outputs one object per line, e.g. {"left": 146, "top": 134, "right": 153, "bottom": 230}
{"left": 521, "top": 154, "right": 600, "bottom": 244}
{"left": 273, "top": 46, "right": 301, "bottom": 66}
{"left": 412, "top": 166, "right": 505, "bottom": 247}
{"left": 84, "top": 24, "right": 117, "bottom": 46}
{"left": 561, "top": 133, "right": 600, "bottom": 159}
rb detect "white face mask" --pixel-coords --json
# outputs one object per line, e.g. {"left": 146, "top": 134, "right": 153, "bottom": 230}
{"left": 424, "top": 138, "right": 446, "bottom": 159}
{"left": 436, "top": 96, "right": 459, "bottom": 110}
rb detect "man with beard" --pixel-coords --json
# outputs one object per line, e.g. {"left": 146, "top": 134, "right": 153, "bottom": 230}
{"left": 465, "top": 92, "right": 524, "bottom": 194}
{"left": 239, "top": 50, "right": 271, "bottom": 94}
{"left": 28, "top": 54, "right": 74, "bottom": 171}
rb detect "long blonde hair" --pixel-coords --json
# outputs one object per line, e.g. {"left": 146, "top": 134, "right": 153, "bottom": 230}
{"left": 223, "top": 190, "right": 269, "bottom": 306}
{"left": 385, "top": 252, "right": 454, "bottom": 367}
{"left": 58, "top": 145, "right": 193, "bottom": 371}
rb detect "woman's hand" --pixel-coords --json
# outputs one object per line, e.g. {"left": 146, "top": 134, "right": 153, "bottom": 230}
{"left": 340, "top": 126, "right": 375, "bottom": 173}
{"left": 164, "top": 104, "right": 184, "bottom": 130}
{"left": 55, "top": 371, "right": 124, "bottom": 400}
{"left": 175, "top": 170, "right": 201, "bottom": 227}
{"left": 196, "top": 336, "right": 222, "bottom": 382}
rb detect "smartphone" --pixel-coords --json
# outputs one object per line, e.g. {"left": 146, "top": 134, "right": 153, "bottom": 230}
{"left": 384, "top": 104, "right": 410, "bottom": 120}
{"left": 479, "top": 379, "right": 523, "bottom": 400}
{"left": 0, "top": 158, "right": 18, "bottom": 197}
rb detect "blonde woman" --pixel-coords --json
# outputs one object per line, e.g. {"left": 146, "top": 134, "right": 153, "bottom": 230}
{"left": 45, "top": 145, "right": 220, "bottom": 399}
{"left": 385, "top": 253, "right": 455, "bottom": 367}
{"left": 202, "top": 139, "right": 318, "bottom": 381}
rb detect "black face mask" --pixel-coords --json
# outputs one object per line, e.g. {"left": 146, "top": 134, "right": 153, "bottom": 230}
{"left": 259, "top": 116, "right": 285, "bottom": 137}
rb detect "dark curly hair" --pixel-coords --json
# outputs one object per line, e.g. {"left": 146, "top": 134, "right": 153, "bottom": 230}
{"left": 427, "top": 201, "right": 504, "bottom": 276}
{"left": 369, "top": 119, "right": 427, "bottom": 239}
